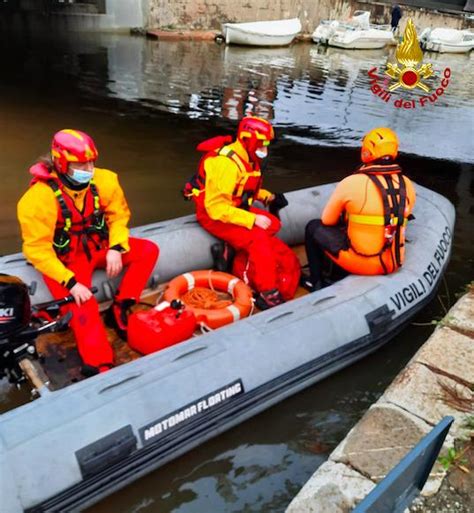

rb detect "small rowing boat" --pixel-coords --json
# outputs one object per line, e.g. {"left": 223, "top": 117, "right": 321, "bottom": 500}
{"left": 221, "top": 18, "right": 302, "bottom": 47}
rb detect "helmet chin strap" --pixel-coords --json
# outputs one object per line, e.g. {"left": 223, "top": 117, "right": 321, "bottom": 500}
{"left": 241, "top": 138, "right": 267, "bottom": 164}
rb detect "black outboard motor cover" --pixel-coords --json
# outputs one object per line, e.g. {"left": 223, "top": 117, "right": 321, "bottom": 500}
{"left": 0, "top": 274, "right": 31, "bottom": 339}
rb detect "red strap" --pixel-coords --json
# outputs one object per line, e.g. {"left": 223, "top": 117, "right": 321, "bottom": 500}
{"left": 196, "top": 135, "right": 232, "bottom": 153}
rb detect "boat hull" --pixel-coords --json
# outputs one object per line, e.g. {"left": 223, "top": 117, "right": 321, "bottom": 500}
{"left": 312, "top": 16, "right": 394, "bottom": 49}
{"left": 328, "top": 37, "right": 388, "bottom": 49}
{"left": 420, "top": 28, "right": 474, "bottom": 53}
{"left": 223, "top": 18, "right": 301, "bottom": 47}
{"left": 0, "top": 183, "right": 455, "bottom": 513}
{"left": 328, "top": 29, "right": 394, "bottom": 49}
{"left": 423, "top": 41, "right": 473, "bottom": 53}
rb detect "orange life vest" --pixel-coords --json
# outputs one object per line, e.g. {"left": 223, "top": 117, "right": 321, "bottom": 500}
{"left": 183, "top": 136, "right": 263, "bottom": 210}
{"left": 347, "top": 162, "right": 408, "bottom": 274}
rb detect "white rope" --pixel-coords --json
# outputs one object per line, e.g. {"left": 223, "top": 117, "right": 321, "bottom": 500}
{"left": 199, "top": 321, "right": 214, "bottom": 334}
{"left": 207, "top": 270, "right": 216, "bottom": 292}
{"left": 248, "top": 297, "right": 256, "bottom": 317}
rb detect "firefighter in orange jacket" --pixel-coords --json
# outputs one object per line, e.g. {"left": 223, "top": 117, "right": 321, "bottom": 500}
{"left": 17, "top": 129, "right": 159, "bottom": 375}
{"left": 304, "top": 127, "right": 416, "bottom": 290}
{"left": 189, "top": 117, "right": 294, "bottom": 309}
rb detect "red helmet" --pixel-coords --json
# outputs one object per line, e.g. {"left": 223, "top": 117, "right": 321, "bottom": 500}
{"left": 237, "top": 116, "right": 274, "bottom": 161}
{"left": 51, "top": 129, "right": 98, "bottom": 174}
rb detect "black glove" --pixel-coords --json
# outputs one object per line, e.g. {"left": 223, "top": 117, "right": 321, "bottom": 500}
{"left": 269, "top": 192, "right": 289, "bottom": 217}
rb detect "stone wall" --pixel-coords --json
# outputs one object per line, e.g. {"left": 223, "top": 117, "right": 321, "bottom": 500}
{"left": 5, "top": 0, "right": 471, "bottom": 32}
{"left": 145, "top": 0, "right": 473, "bottom": 32}
{"left": 3, "top": 0, "right": 145, "bottom": 31}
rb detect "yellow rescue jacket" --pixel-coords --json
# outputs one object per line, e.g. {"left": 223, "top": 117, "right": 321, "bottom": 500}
{"left": 199, "top": 140, "right": 273, "bottom": 229}
{"left": 17, "top": 166, "right": 131, "bottom": 287}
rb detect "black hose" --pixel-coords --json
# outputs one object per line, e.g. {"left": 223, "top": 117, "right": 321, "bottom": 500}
{"left": 33, "top": 286, "right": 98, "bottom": 311}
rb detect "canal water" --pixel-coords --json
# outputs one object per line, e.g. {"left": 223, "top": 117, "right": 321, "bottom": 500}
{"left": 0, "top": 31, "right": 472, "bottom": 512}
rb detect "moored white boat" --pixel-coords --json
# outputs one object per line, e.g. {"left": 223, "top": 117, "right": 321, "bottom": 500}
{"left": 222, "top": 18, "right": 302, "bottom": 46}
{"left": 312, "top": 20, "right": 339, "bottom": 45}
{"left": 312, "top": 11, "right": 395, "bottom": 49}
{"left": 420, "top": 27, "right": 474, "bottom": 53}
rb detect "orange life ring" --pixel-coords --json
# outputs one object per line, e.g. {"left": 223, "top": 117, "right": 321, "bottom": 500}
{"left": 164, "top": 270, "right": 253, "bottom": 329}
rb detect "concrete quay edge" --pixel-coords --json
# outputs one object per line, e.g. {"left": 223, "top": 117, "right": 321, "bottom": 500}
{"left": 287, "top": 286, "right": 473, "bottom": 513}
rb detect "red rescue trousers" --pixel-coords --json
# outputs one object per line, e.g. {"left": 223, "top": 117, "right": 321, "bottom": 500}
{"left": 43, "top": 237, "right": 159, "bottom": 369}
{"left": 197, "top": 206, "right": 282, "bottom": 293}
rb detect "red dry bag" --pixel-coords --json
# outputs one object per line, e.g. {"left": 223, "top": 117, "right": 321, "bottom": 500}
{"left": 128, "top": 300, "right": 197, "bottom": 355}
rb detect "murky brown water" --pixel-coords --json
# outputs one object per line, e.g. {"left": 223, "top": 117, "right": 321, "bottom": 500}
{"left": 0, "top": 31, "right": 473, "bottom": 512}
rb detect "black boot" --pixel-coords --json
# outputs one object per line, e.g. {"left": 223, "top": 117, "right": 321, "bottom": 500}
{"left": 211, "top": 242, "right": 235, "bottom": 272}
{"left": 81, "top": 362, "right": 114, "bottom": 377}
{"left": 105, "top": 298, "right": 136, "bottom": 341}
{"left": 299, "top": 273, "right": 324, "bottom": 293}
{"left": 255, "top": 288, "right": 285, "bottom": 310}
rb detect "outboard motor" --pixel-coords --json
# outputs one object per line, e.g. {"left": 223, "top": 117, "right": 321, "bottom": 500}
{"left": 0, "top": 274, "right": 39, "bottom": 385}
{"left": 0, "top": 274, "right": 31, "bottom": 339}
{"left": 0, "top": 274, "right": 72, "bottom": 386}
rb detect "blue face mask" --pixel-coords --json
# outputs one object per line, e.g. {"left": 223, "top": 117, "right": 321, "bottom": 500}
{"left": 70, "top": 168, "right": 94, "bottom": 184}
{"left": 255, "top": 147, "right": 268, "bottom": 159}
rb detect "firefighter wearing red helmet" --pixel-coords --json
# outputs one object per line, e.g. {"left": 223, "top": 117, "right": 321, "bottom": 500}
{"left": 17, "top": 129, "right": 159, "bottom": 374}
{"left": 186, "top": 116, "right": 300, "bottom": 309}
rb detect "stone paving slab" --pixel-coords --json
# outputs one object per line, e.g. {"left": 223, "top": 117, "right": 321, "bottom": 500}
{"left": 414, "top": 327, "right": 474, "bottom": 385}
{"left": 329, "top": 402, "right": 449, "bottom": 494}
{"left": 286, "top": 460, "right": 374, "bottom": 513}
{"left": 445, "top": 290, "right": 474, "bottom": 336}
{"left": 382, "top": 362, "right": 472, "bottom": 438}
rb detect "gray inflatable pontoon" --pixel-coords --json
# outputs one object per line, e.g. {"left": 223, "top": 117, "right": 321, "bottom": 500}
{"left": 0, "top": 183, "right": 454, "bottom": 513}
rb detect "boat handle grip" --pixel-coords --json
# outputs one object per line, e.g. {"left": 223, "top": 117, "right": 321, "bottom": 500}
{"left": 98, "top": 372, "right": 143, "bottom": 394}
{"left": 173, "top": 345, "right": 208, "bottom": 361}
{"left": 266, "top": 311, "right": 294, "bottom": 324}
{"left": 3, "top": 256, "right": 27, "bottom": 264}
{"left": 311, "top": 295, "right": 336, "bottom": 306}
{"left": 140, "top": 225, "right": 164, "bottom": 234}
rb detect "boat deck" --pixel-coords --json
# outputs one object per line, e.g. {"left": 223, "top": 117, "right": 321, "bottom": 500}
{"left": 34, "top": 245, "right": 310, "bottom": 391}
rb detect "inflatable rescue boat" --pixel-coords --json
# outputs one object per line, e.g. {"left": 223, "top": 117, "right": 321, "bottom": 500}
{"left": 0, "top": 183, "right": 455, "bottom": 512}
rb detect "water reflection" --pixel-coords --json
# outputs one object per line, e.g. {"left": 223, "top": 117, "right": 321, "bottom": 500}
{"left": 2, "top": 35, "right": 474, "bottom": 162}
{"left": 45, "top": 34, "right": 472, "bottom": 162}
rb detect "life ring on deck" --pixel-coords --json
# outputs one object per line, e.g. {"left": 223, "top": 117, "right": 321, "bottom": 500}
{"left": 164, "top": 270, "right": 253, "bottom": 329}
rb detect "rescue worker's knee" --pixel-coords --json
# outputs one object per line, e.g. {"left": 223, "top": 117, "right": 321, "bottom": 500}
{"left": 130, "top": 237, "right": 159, "bottom": 261}
{"left": 247, "top": 229, "right": 273, "bottom": 248}
{"left": 305, "top": 219, "right": 323, "bottom": 238}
